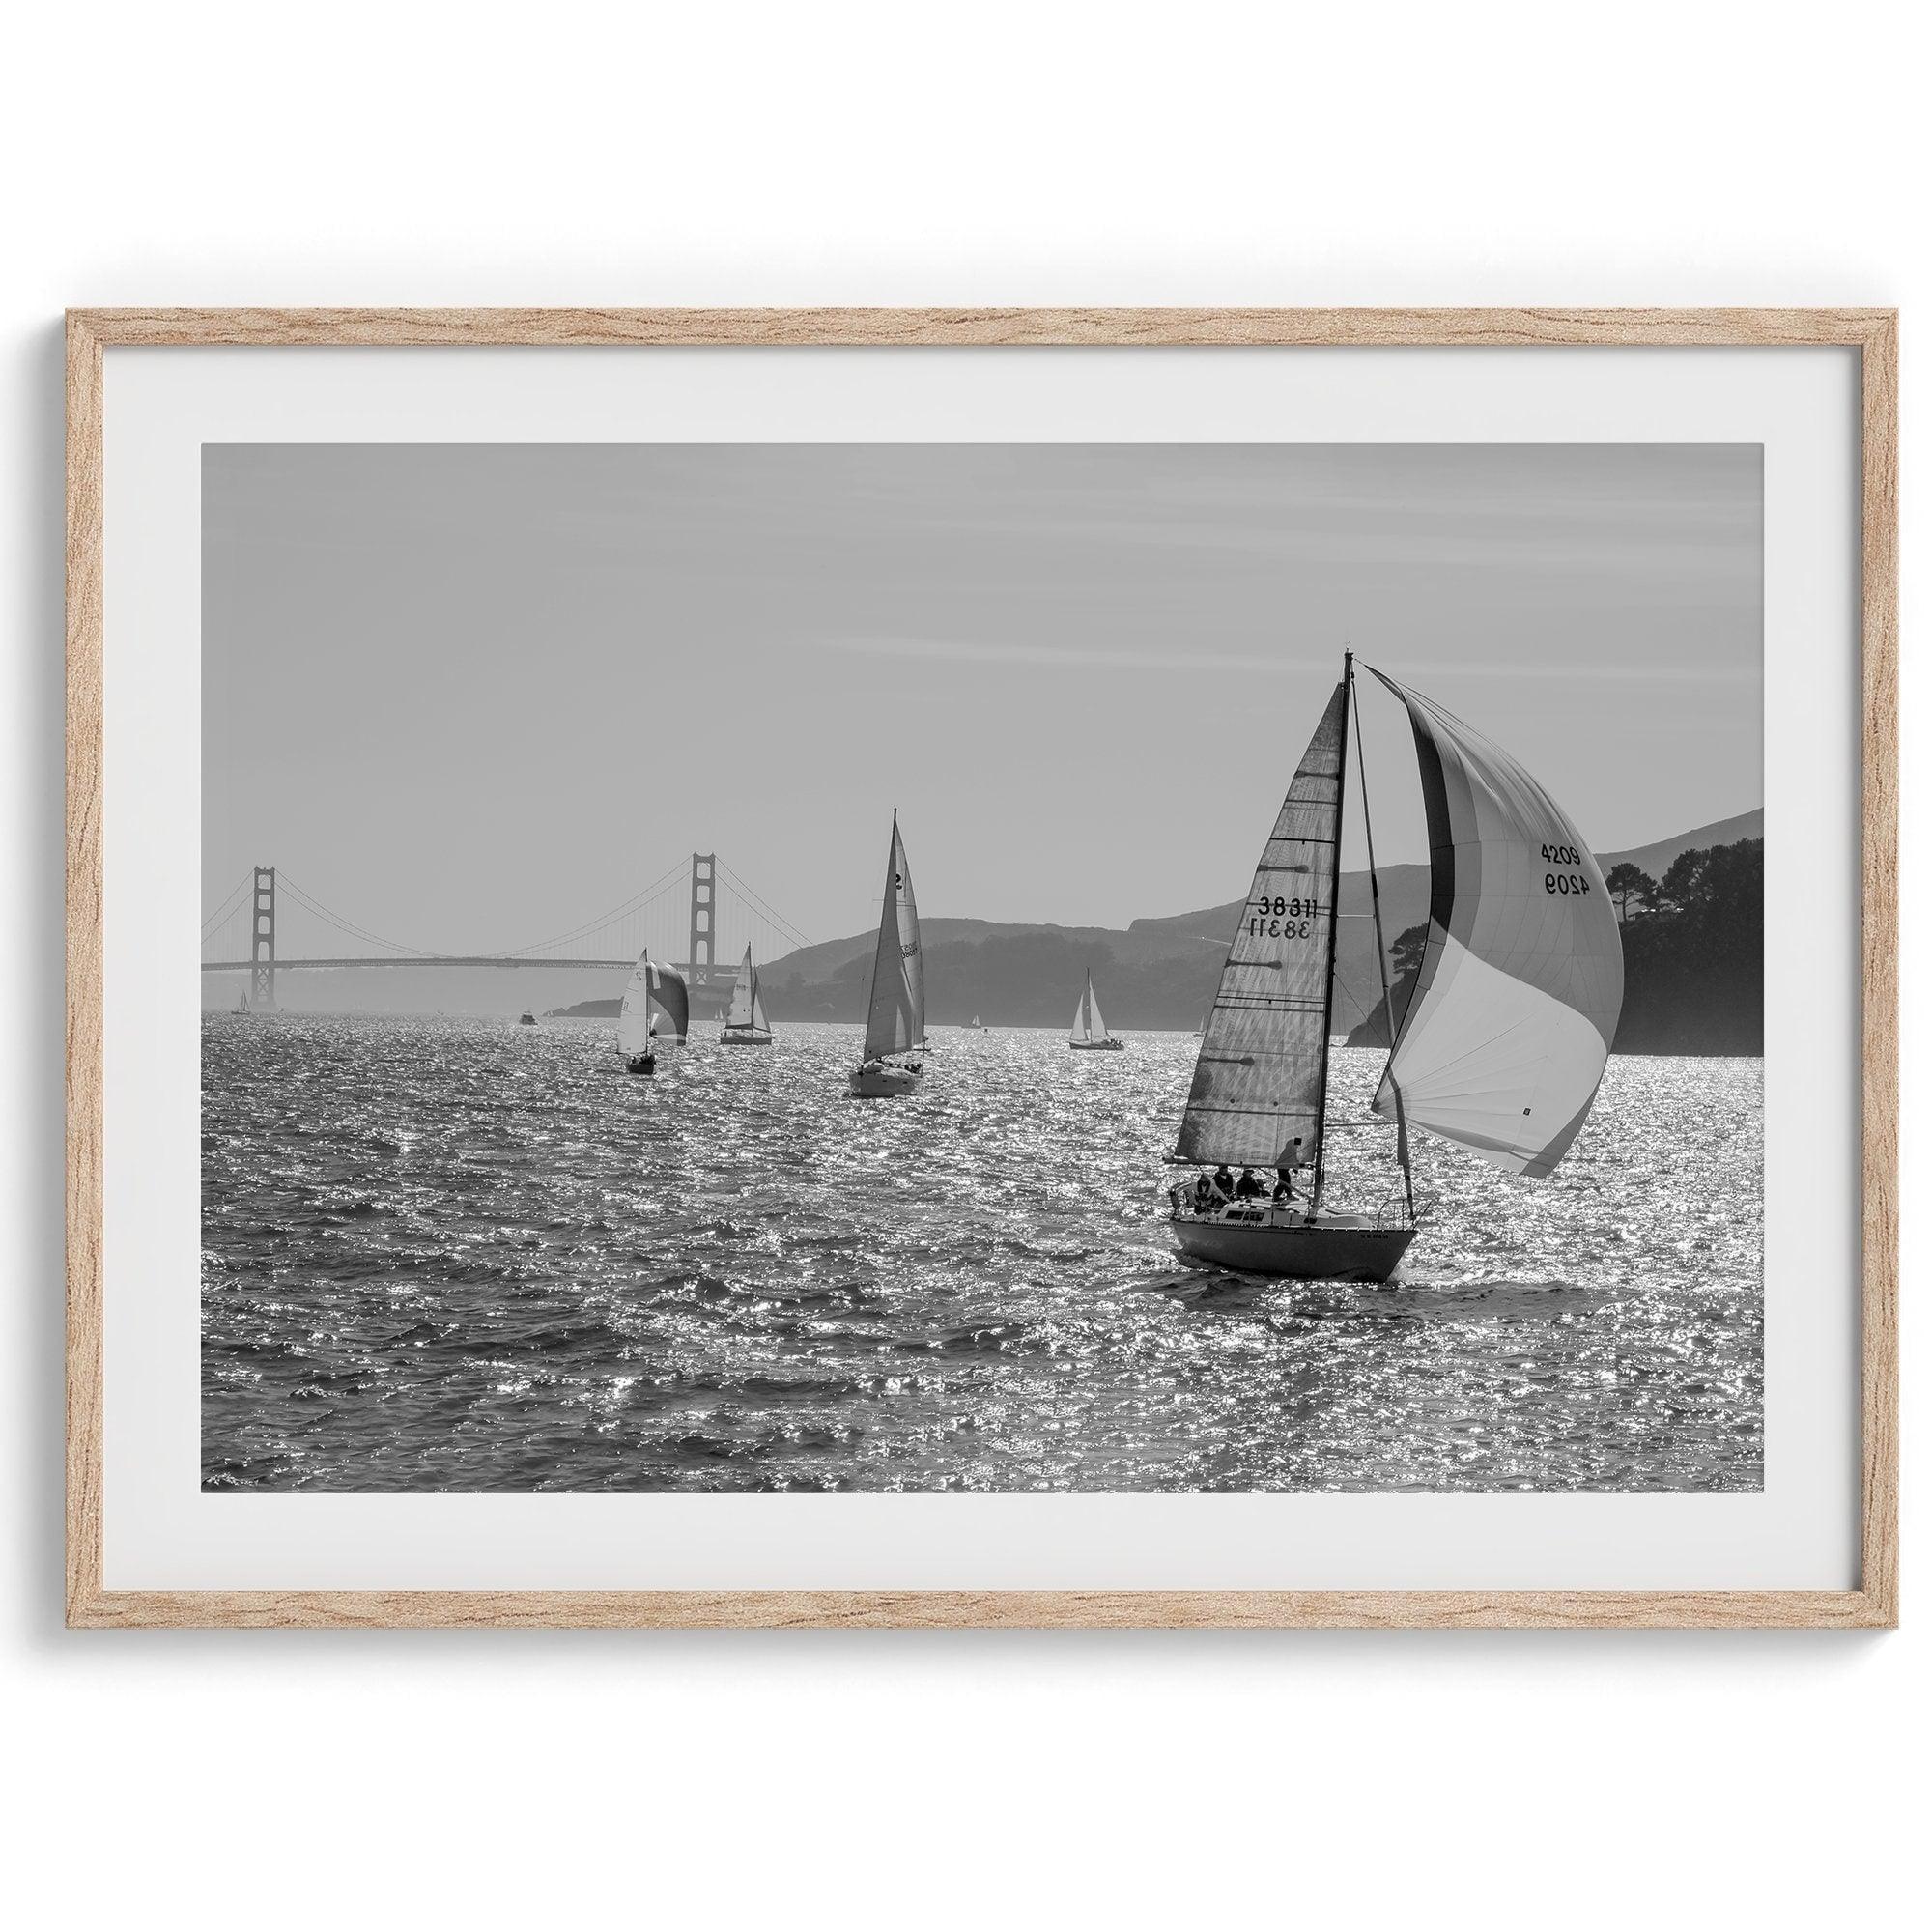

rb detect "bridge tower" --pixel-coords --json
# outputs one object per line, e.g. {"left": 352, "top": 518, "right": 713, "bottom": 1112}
{"left": 688, "top": 852, "right": 716, "bottom": 985}
{"left": 249, "top": 866, "right": 277, "bottom": 1011}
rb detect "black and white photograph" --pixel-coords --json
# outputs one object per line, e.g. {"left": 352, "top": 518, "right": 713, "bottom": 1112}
{"left": 200, "top": 440, "right": 1764, "bottom": 1496}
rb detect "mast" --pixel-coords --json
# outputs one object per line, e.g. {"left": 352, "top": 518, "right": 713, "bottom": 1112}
{"left": 1309, "top": 656, "right": 1351, "bottom": 1214}
{"left": 1349, "top": 657, "right": 1416, "bottom": 1222}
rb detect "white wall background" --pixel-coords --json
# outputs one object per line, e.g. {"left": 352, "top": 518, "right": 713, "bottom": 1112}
{"left": 2, "top": 4, "right": 1920, "bottom": 1925}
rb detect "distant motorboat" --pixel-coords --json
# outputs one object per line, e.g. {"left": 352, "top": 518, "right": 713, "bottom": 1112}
{"left": 1067, "top": 969, "right": 1124, "bottom": 1052}
{"left": 1166, "top": 651, "right": 1623, "bottom": 1282}
{"left": 519, "top": 1011, "right": 537, "bottom": 1026}
{"left": 618, "top": 948, "right": 689, "bottom": 1076}
{"left": 719, "top": 945, "right": 774, "bottom": 1045}
{"left": 848, "top": 811, "right": 924, "bottom": 1097}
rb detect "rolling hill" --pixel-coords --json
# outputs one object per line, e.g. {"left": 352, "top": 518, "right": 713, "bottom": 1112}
{"left": 752, "top": 807, "right": 1763, "bottom": 1043}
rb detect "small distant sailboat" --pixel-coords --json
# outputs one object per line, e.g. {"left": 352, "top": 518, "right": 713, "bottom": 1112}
{"left": 1068, "top": 969, "right": 1124, "bottom": 1052}
{"left": 719, "top": 945, "right": 774, "bottom": 1045}
{"left": 617, "top": 948, "right": 690, "bottom": 1076}
{"left": 1168, "top": 652, "right": 1623, "bottom": 1282}
{"left": 848, "top": 811, "right": 925, "bottom": 1097}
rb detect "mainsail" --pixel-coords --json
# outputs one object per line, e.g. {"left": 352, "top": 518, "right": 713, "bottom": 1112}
{"left": 1070, "top": 972, "right": 1110, "bottom": 1043}
{"left": 1174, "top": 679, "right": 1349, "bottom": 1174}
{"left": 618, "top": 948, "right": 689, "bottom": 1057}
{"left": 860, "top": 814, "right": 923, "bottom": 1060}
{"left": 725, "top": 946, "right": 767, "bottom": 1031}
{"left": 1366, "top": 668, "right": 1623, "bottom": 1177}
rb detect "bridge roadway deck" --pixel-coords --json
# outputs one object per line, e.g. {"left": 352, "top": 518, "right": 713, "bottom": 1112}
{"left": 201, "top": 957, "right": 706, "bottom": 974}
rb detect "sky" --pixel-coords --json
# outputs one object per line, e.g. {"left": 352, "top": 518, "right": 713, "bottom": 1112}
{"left": 203, "top": 442, "right": 1761, "bottom": 962}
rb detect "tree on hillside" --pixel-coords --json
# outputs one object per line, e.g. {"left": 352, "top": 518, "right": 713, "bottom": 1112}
{"left": 1604, "top": 862, "right": 1658, "bottom": 922}
{"left": 1612, "top": 838, "right": 1762, "bottom": 1053}
{"left": 1657, "top": 847, "right": 1708, "bottom": 914}
{"left": 1346, "top": 922, "right": 1430, "bottom": 1047}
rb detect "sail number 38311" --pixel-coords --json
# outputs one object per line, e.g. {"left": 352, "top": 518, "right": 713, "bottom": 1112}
{"left": 1249, "top": 895, "right": 1321, "bottom": 939}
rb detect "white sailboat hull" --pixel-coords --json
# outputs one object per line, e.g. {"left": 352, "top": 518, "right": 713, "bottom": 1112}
{"left": 1169, "top": 1210, "right": 1413, "bottom": 1282}
{"left": 719, "top": 1028, "right": 773, "bottom": 1046}
{"left": 1069, "top": 1037, "right": 1125, "bottom": 1052}
{"left": 848, "top": 1065, "right": 921, "bottom": 1098}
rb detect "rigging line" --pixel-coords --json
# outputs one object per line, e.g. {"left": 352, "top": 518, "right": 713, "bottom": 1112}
{"left": 1350, "top": 658, "right": 1415, "bottom": 1223}
{"left": 1310, "top": 668, "right": 1350, "bottom": 1217}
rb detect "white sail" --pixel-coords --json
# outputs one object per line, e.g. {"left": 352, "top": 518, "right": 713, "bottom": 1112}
{"left": 860, "top": 814, "right": 923, "bottom": 1060}
{"left": 618, "top": 948, "right": 689, "bottom": 1057}
{"left": 750, "top": 978, "right": 769, "bottom": 1033}
{"left": 1070, "top": 972, "right": 1109, "bottom": 1042}
{"left": 1175, "top": 679, "right": 1349, "bottom": 1173}
{"left": 726, "top": 946, "right": 756, "bottom": 1028}
{"left": 618, "top": 951, "right": 654, "bottom": 1057}
{"left": 1367, "top": 668, "right": 1624, "bottom": 1177}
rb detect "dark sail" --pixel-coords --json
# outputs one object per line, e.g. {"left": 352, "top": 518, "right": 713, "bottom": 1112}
{"left": 1367, "top": 668, "right": 1623, "bottom": 1177}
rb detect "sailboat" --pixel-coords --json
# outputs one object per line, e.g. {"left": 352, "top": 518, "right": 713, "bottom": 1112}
{"left": 847, "top": 811, "right": 925, "bottom": 1097}
{"left": 1068, "top": 969, "right": 1124, "bottom": 1051}
{"left": 617, "top": 947, "right": 690, "bottom": 1076}
{"left": 719, "top": 945, "right": 774, "bottom": 1045}
{"left": 1167, "top": 652, "right": 1623, "bottom": 1282}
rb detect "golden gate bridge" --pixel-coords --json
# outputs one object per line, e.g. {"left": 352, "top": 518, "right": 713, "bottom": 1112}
{"left": 200, "top": 853, "right": 813, "bottom": 1012}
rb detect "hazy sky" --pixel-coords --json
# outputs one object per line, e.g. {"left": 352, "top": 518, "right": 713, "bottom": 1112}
{"left": 204, "top": 442, "right": 1760, "bottom": 954}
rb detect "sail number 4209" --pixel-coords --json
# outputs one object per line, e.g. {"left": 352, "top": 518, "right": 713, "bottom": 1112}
{"left": 1540, "top": 841, "right": 1590, "bottom": 895}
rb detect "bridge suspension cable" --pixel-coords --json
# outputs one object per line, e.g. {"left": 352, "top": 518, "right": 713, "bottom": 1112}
{"left": 201, "top": 873, "right": 254, "bottom": 941}
{"left": 496, "top": 858, "right": 690, "bottom": 958}
{"left": 276, "top": 873, "right": 440, "bottom": 956}
{"left": 714, "top": 858, "right": 814, "bottom": 955}
{"left": 201, "top": 852, "right": 816, "bottom": 980}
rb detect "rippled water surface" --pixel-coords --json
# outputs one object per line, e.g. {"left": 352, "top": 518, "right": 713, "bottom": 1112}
{"left": 202, "top": 1016, "right": 1762, "bottom": 1492}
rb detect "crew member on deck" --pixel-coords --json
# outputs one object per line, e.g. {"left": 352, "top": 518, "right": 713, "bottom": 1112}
{"left": 1273, "top": 1136, "right": 1306, "bottom": 1204}
{"left": 1211, "top": 1164, "right": 1235, "bottom": 1202}
{"left": 1235, "top": 1167, "right": 1264, "bottom": 1200}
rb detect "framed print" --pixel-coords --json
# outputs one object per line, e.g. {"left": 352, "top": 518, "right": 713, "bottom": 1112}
{"left": 65, "top": 307, "right": 1897, "bottom": 1629}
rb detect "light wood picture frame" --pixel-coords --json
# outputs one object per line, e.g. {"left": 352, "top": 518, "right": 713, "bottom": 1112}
{"left": 65, "top": 307, "right": 1899, "bottom": 1630}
